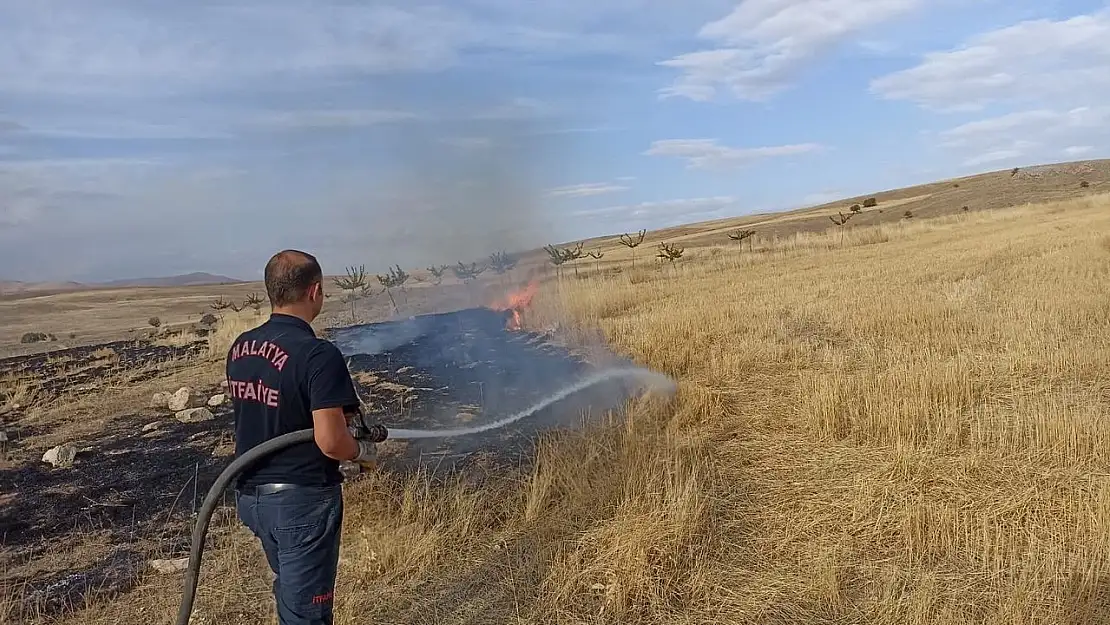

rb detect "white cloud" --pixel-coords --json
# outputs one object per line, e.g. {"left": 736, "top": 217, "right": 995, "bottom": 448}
{"left": 441, "top": 136, "right": 495, "bottom": 150}
{"left": 659, "top": 0, "right": 921, "bottom": 101}
{"left": 546, "top": 182, "right": 630, "bottom": 198}
{"left": 571, "top": 196, "right": 737, "bottom": 222}
{"left": 1064, "top": 145, "right": 1095, "bottom": 157}
{"left": 871, "top": 10, "right": 1110, "bottom": 111}
{"left": 0, "top": 3, "right": 479, "bottom": 96}
{"left": 248, "top": 109, "right": 422, "bottom": 130}
{"left": 645, "top": 139, "right": 822, "bottom": 170}
{"left": 471, "top": 97, "right": 554, "bottom": 121}
{"left": 935, "top": 106, "right": 1110, "bottom": 167}
{"left": 963, "top": 149, "right": 1025, "bottom": 168}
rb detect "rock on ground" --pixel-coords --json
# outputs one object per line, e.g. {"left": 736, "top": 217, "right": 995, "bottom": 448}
{"left": 150, "top": 391, "right": 171, "bottom": 409}
{"left": 149, "top": 557, "right": 189, "bottom": 574}
{"left": 42, "top": 443, "right": 78, "bottom": 468}
{"left": 175, "top": 407, "right": 214, "bottom": 423}
{"left": 168, "top": 387, "right": 204, "bottom": 411}
{"left": 141, "top": 421, "right": 161, "bottom": 432}
{"left": 206, "top": 394, "right": 226, "bottom": 407}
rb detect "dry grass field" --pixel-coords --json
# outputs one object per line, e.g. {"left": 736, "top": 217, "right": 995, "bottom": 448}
{"left": 6, "top": 189, "right": 1110, "bottom": 624}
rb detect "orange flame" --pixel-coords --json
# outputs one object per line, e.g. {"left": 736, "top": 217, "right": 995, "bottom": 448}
{"left": 489, "top": 280, "right": 539, "bottom": 330}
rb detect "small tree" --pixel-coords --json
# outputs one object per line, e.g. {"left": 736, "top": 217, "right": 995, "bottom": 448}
{"left": 656, "top": 242, "right": 684, "bottom": 268}
{"left": 333, "top": 265, "right": 369, "bottom": 323}
{"left": 543, "top": 245, "right": 567, "bottom": 278}
{"left": 728, "top": 228, "right": 756, "bottom": 251}
{"left": 587, "top": 248, "right": 604, "bottom": 273}
{"left": 619, "top": 229, "right": 647, "bottom": 268}
{"left": 961, "top": 205, "right": 969, "bottom": 212}
{"left": 452, "top": 261, "right": 485, "bottom": 284}
{"left": 427, "top": 264, "right": 449, "bottom": 285}
{"left": 488, "top": 251, "right": 518, "bottom": 277}
{"left": 829, "top": 211, "right": 854, "bottom": 226}
{"left": 561, "top": 242, "right": 585, "bottom": 278}
{"left": 210, "top": 297, "right": 232, "bottom": 318}
{"left": 244, "top": 293, "right": 264, "bottom": 315}
{"left": 376, "top": 265, "right": 410, "bottom": 313}
{"left": 862, "top": 197, "right": 878, "bottom": 208}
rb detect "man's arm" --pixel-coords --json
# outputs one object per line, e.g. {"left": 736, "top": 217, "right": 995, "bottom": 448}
{"left": 306, "top": 342, "right": 364, "bottom": 461}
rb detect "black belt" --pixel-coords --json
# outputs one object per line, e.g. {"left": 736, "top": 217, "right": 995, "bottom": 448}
{"left": 251, "top": 483, "right": 299, "bottom": 495}
{"left": 239, "top": 483, "right": 338, "bottom": 495}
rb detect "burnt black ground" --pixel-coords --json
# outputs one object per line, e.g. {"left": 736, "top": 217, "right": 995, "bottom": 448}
{"left": 1, "top": 307, "right": 646, "bottom": 618}
{"left": 0, "top": 338, "right": 207, "bottom": 399}
{"left": 328, "top": 307, "right": 641, "bottom": 472}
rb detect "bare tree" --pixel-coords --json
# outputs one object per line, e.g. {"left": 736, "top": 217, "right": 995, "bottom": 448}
{"left": 210, "top": 297, "right": 232, "bottom": 318}
{"left": 427, "top": 264, "right": 449, "bottom": 285}
{"left": 333, "top": 265, "right": 369, "bottom": 323}
{"left": 244, "top": 293, "right": 264, "bottom": 315}
{"left": 587, "top": 248, "right": 604, "bottom": 273}
{"left": 657, "top": 242, "right": 684, "bottom": 268}
{"left": 562, "top": 242, "right": 585, "bottom": 278}
{"left": 452, "top": 261, "right": 485, "bottom": 283}
{"left": 728, "top": 228, "right": 756, "bottom": 251}
{"left": 488, "top": 251, "right": 518, "bottom": 278}
{"left": 376, "top": 265, "right": 410, "bottom": 313}
{"left": 829, "top": 211, "right": 855, "bottom": 226}
{"left": 619, "top": 229, "right": 647, "bottom": 268}
{"left": 543, "top": 244, "right": 568, "bottom": 279}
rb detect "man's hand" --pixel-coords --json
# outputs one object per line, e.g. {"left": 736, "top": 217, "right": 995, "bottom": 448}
{"left": 351, "top": 439, "right": 378, "bottom": 471}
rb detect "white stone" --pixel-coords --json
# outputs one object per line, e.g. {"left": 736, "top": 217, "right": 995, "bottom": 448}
{"left": 175, "top": 407, "right": 214, "bottom": 423}
{"left": 149, "top": 557, "right": 189, "bottom": 574}
{"left": 206, "top": 394, "right": 226, "bottom": 407}
{"left": 150, "top": 392, "right": 171, "bottom": 409}
{"left": 42, "top": 443, "right": 78, "bottom": 468}
{"left": 168, "top": 387, "right": 201, "bottom": 411}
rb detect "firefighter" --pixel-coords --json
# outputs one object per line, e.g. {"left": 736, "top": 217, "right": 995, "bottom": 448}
{"left": 225, "top": 249, "right": 376, "bottom": 625}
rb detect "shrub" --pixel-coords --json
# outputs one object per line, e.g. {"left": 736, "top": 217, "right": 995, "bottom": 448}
{"left": 1080, "top": 180, "right": 1090, "bottom": 188}
{"left": 199, "top": 313, "right": 218, "bottom": 326}
{"left": 863, "top": 197, "right": 878, "bottom": 208}
{"left": 20, "top": 332, "right": 48, "bottom": 344}
{"left": 148, "top": 316, "right": 162, "bottom": 328}
{"left": 903, "top": 210, "right": 914, "bottom": 219}
{"left": 849, "top": 204, "right": 861, "bottom": 213}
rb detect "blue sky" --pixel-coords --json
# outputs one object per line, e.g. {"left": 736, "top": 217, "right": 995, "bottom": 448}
{"left": 2, "top": 0, "right": 1109, "bottom": 282}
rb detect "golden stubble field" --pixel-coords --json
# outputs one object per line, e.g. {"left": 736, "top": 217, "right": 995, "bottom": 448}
{"left": 11, "top": 193, "right": 1110, "bottom": 624}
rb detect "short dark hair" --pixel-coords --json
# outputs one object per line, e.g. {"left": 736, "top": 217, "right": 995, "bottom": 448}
{"left": 264, "top": 249, "right": 323, "bottom": 307}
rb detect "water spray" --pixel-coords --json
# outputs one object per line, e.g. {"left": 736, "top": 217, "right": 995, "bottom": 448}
{"left": 175, "top": 365, "right": 674, "bottom": 625}
{"left": 385, "top": 366, "right": 675, "bottom": 439}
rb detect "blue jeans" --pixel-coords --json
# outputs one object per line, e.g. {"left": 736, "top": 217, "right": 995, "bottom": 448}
{"left": 235, "top": 484, "right": 344, "bottom": 625}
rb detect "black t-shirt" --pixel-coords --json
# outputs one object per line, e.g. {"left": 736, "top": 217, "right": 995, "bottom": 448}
{"left": 225, "top": 313, "right": 359, "bottom": 489}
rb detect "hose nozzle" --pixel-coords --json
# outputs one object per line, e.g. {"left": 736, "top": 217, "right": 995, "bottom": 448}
{"left": 361, "top": 423, "right": 388, "bottom": 443}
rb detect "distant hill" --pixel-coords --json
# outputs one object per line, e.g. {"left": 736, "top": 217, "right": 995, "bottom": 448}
{"left": 534, "top": 158, "right": 1110, "bottom": 254}
{"left": 0, "top": 272, "right": 243, "bottom": 296}
{"left": 97, "top": 272, "right": 243, "bottom": 288}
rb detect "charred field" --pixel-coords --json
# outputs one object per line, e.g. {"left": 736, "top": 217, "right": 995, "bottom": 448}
{"left": 0, "top": 304, "right": 650, "bottom": 619}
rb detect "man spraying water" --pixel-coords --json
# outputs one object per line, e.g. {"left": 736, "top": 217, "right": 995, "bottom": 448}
{"left": 225, "top": 249, "right": 379, "bottom": 625}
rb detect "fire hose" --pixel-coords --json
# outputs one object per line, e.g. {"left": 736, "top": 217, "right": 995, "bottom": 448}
{"left": 174, "top": 365, "right": 670, "bottom": 625}
{"left": 174, "top": 416, "right": 387, "bottom": 625}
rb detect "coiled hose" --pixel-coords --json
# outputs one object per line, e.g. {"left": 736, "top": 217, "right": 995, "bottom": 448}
{"left": 174, "top": 428, "right": 315, "bottom": 625}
